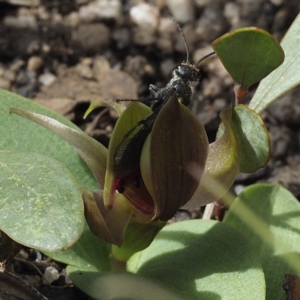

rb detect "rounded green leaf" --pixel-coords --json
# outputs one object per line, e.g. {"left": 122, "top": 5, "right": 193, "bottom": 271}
{"left": 128, "top": 219, "right": 265, "bottom": 300}
{"left": 224, "top": 184, "right": 300, "bottom": 300}
{"left": 217, "top": 105, "right": 270, "bottom": 173}
{"left": 212, "top": 27, "right": 284, "bottom": 90}
{"left": 0, "top": 89, "right": 109, "bottom": 262}
{"left": 250, "top": 13, "right": 300, "bottom": 113}
{"left": 0, "top": 150, "right": 83, "bottom": 251}
{"left": 233, "top": 105, "right": 270, "bottom": 172}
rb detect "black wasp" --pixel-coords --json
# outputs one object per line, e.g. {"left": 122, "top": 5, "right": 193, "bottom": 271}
{"left": 114, "top": 22, "right": 214, "bottom": 193}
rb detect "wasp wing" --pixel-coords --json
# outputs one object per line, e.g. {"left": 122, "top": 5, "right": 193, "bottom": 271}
{"left": 114, "top": 114, "right": 155, "bottom": 179}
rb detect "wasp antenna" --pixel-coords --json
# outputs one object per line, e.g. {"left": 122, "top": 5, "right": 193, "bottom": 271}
{"left": 176, "top": 22, "right": 190, "bottom": 63}
{"left": 196, "top": 51, "right": 215, "bottom": 67}
{"left": 116, "top": 99, "right": 139, "bottom": 103}
{"left": 170, "top": 16, "right": 190, "bottom": 63}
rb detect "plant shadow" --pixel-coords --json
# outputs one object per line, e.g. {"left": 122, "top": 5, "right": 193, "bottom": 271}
{"left": 133, "top": 220, "right": 262, "bottom": 300}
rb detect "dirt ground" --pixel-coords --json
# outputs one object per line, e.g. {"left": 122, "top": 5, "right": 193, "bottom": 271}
{"left": 0, "top": 0, "right": 300, "bottom": 299}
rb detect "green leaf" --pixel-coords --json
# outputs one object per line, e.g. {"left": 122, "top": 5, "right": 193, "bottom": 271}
{"left": 229, "top": 105, "right": 270, "bottom": 173}
{"left": 10, "top": 108, "right": 107, "bottom": 191}
{"left": 0, "top": 88, "right": 98, "bottom": 190}
{"left": 0, "top": 150, "right": 83, "bottom": 251}
{"left": 224, "top": 184, "right": 300, "bottom": 300}
{"left": 0, "top": 88, "right": 106, "bottom": 254}
{"left": 44, "top": 222, "right": 111, "bottom": 271}
{"left": 212, "top": 27, "right": 284, "bottom": 90}
{"left": 67, "top": 269, "right": 185, "bottom": 300}
{"left": 250, "top": 13, "right": 300, "bottom": 113}
{"left": 53, "top": 223, "right": 180, "bottom": 299}
{"left": 216, "top": 105, "right": 270, "bottom": 173}
{"left": 127, "top": 219, "right": 265, "bottom": 300}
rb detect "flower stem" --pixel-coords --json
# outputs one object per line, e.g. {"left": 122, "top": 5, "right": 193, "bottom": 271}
{"left": 110, "top": 254, "right": 127, "bottom": 271}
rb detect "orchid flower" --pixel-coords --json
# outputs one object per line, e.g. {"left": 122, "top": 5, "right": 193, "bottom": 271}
{"left": 11, "top": 92, "right": 240, "bottom": 259}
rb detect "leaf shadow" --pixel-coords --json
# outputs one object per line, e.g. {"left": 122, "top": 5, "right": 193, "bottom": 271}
{"left": 135, "top": 221, "right": 262, "bottom": 300}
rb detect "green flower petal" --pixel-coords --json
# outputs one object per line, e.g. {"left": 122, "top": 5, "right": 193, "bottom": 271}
{"left": 84, "top": 99, "right": 125, "bottom": 119}
{"left": 82, "top": 189, "right": 133, "bottom": 246}
{"left": 104, "top": 102, "right": 152, "bottom": 210}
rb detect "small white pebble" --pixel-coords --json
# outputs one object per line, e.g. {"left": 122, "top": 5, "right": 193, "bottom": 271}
{"left": 81, "top": 57, "right": 92, "bottom": 66}
{"left": 34, "top": 249, "right": 42, "bottom": 262}
{"left": 65, "top": 11, "right": 79, "bottom": 27}
{"left": 15, "top": 249, "right": 29, "bottom": 260}
{"left": 79, "top": 0, "right": 121, "bottom": 22}
{"left": 213, "top": 98, "right": 227, "bottom": 112}
{"left": 96, "top": 0, "right": 121, "bottom": 19}
{"left": 42, "top": 43, "right": 51, "bottom": 54}
{"left": 132, "top": 27, "right": 156, "bottom": 46}
{"left": 76, "top": 63, "right": 93, "bottom": 79}
{"left": 270, "top": 0, "right": 283, "bottom": 5}
{"left": 156, "top": 37, "right": 173, "bottom": 53}
{"left": 93, "top": 56, "right": 111, "bottom": 77}
{"left": 43, "top": 266, "right": 59, "bottom": 285}
{"left": 9, "top": 59, "right": 25, "bottom": 72}
{"left": 37, "top": 6, "right": 50, "bottom": 20}
{"left": 60, "top": 268, "right": 73, "bottom": 285}
{"left": 27, "top": 56, "right": 43, "bottom": 71}
{"left": 130, "top": 3, "right": 159, "bottom": 30}
{"left": 166, "top": 0, "right": 195, "bottom": 23}
{"left": 223, "top": 2, "right": 240, "bottom": 24}
{"left": 39, "top": 73, "right": 56, "bottom": 86}
{"left": 234, "top": 184, "right": 246, "bottom": 195}
{"left": 3, "top": 15, "right": 37, "bottom": 28}
{"left": 158, "top": 17, "right": 177, "bottom": 36}
{"left": 194, "top": 0, "right": 211, "bottom": 8}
